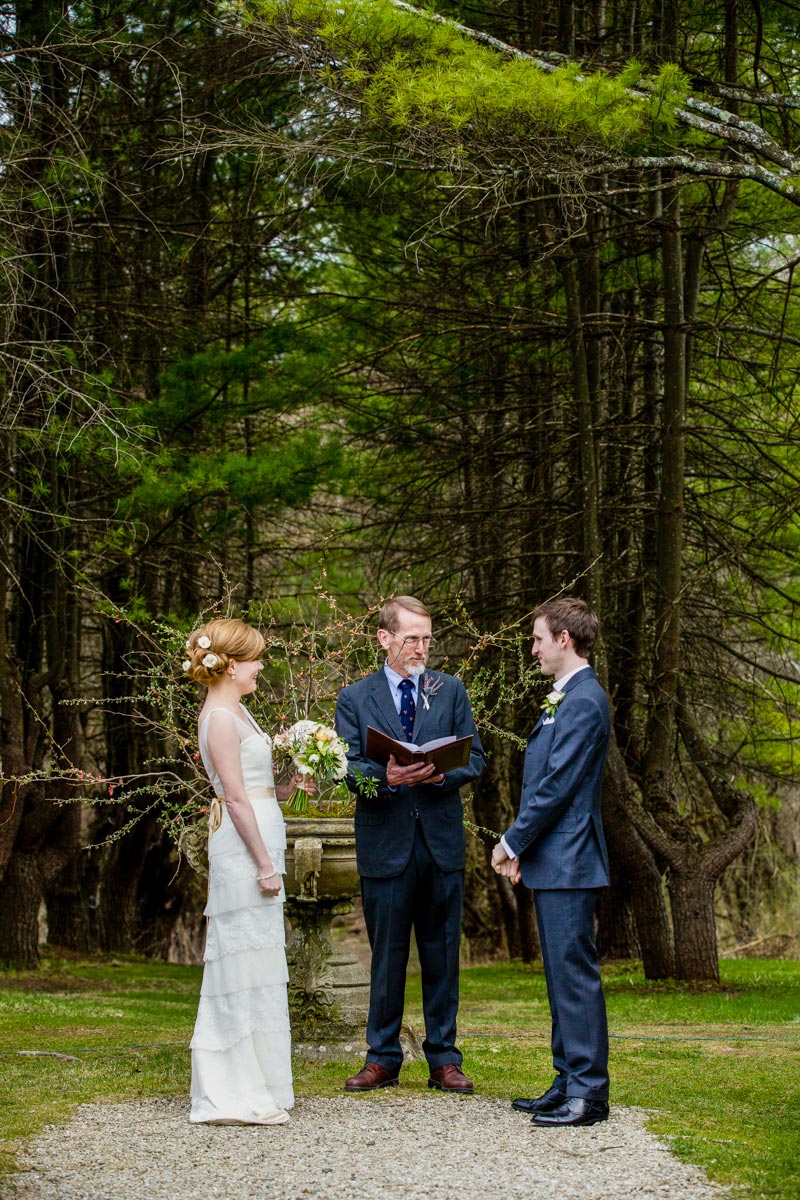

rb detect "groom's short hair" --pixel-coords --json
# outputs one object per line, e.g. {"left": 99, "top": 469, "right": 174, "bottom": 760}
{"left": 378, "top": 595, "right": 431, "bottom": 633}
{"left": 535, "top": 597, "right": 598, "bottom": 657}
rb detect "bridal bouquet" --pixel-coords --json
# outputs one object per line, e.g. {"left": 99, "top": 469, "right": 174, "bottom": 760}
{"left": 272, "top": 719, "right": 349, "bottom": 815}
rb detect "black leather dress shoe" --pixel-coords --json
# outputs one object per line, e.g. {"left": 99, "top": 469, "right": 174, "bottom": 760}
{"left": 531, "top": 1097, "right": 609, "bottom": 1127}
{"left": 511, "top": 1088, "right": 566, "bottom": 1114}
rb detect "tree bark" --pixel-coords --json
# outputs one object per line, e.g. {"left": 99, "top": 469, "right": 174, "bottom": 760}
{"left": 596, "top": 871, "right": 638, "bottom": 959}
{"left": 561, "top": 248, "right": 602, "bottom": 612}
{"left": 558, "top": 0, "right": 575, "bottom": 55}
{"left": 45, "top": 834, "right": 96, "bottom": 953}
{"left": 643, "top": 179, "right": 684, "bottom": 810}
{"left": 514, "top": 878, "right": 540, "bottom": 962}
{"left": 96, "top": 816, "right": 157, "bottom": 953}
{"left": 667, "top": 872, "right": 719, "bottom": 981}
{"left": 0, "top": 853, "right": 42, "bottom": 968}
{"left": 603, "top": 741, "right": 676, "bottom": 976}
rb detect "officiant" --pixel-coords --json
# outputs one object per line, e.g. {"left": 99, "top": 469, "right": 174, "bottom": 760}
{"left": 335, "top": 595, "right": 486, "bottom": 1095}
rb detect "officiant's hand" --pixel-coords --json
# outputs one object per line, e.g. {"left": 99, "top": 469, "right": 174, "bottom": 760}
{"left": 386, "top": 754, "right": 438, "bottom": 788}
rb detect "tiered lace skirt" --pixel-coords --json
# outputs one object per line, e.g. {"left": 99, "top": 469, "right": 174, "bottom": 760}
{"left": 190, "top": 792, "right": 294, "bottom": 1124}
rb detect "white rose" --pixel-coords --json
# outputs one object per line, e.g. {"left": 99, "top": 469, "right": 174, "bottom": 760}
{"left": 292, "top": 719, "right": 319, "bottom": 736}
{"left": 182, "top": 660, "right": 192, "bottom": 672}
{"left": 202, "top": 653, "right": 218, "bottom": 668}
{"left": 185, "top": 638, "right": 192, "bottom": 650}
{"left": 198, "top": 636, "right": 212, "bottom": 649}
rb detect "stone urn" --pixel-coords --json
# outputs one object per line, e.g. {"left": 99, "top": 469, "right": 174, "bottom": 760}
{"left": 283, "top": 815, "right": 370, "bottom": 1041}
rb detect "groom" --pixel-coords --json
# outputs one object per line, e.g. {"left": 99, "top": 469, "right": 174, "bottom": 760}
{"left": 335, "top": 595, "right": 485, "bottom": 1094}
{"left": 492, "top": 597, "right": 611, "bottom": 1127}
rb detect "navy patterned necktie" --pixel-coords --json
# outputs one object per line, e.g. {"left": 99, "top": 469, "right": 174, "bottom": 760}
{"left": 398, "top": 678, "right": 416, "bottom": 741}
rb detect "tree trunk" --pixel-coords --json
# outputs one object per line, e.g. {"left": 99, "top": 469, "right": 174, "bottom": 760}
{"left": 516, "top": 0, "right": 543, "bottom": 49}
{"left": 0, "top": 571, "right": 27, "bottom": 875}
{"left": 643, "top": 179, "right": 685, "bottom": 804}
{"left": 96, "top": 815, "right": 157, "bottom": 952}
{"left": 558, "top": 0, "right": 575, "bottom": 55}
{"left": 96, "top": 857, "right": 141, "bottom": 953}
{"left": 653, "top": 0, "right": 680, "bottom": 62}
{"left": 603, "top": 744, "right": 676, "bottom": 977}
{"left": 667, "top": 871, "right": 719, "bottom": 981}
{"left": 0, "top": 853, "right": 42, "bottom": 968}
{"left": 514, "top": 879, "right": 540, "bottom": 962}
{"left": 561, "top": 250, "right": 603, "bottom": 614}
{"left": 45, "top": 842, "right": 96, "bottom": 953}
{"left": 596, "top": 872, "right": 638, "bottom": 959}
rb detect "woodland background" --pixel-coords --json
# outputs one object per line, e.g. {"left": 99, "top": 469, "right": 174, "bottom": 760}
{"left": 2, "top": 0, "right": 799, "bottom": 981}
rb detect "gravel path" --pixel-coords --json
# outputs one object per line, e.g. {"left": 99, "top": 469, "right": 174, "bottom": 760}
{"left": 6, "top": 1095, "right": 727, "bottom": 1200}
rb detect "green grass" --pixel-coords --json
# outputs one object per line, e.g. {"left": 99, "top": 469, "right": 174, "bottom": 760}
{"left": 1, "top": 953, "right": 799, "bottom": 1198}
{"left": 0, "top": 954, "right": 196, "bottom": 1176}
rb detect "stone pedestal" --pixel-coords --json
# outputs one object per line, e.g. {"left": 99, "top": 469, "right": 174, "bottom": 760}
{"left": 283, "top": 817, "right": 370, "bottom": 1041}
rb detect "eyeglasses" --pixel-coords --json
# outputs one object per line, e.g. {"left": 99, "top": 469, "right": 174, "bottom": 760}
{"left": 390, "top": 634, "right": 437, "bottom": 649}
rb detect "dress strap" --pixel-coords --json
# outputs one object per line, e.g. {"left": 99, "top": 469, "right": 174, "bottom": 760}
{"left": 200, "top": 709, "right": 245, "bottom": 834}
{"left": 200, "top": 706, "right": 248, "bottom": 730}
{"left": 238, "top": 704, "right": 265, "bottom": 736}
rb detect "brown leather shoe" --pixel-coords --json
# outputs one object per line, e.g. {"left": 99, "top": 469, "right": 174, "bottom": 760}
{"left": 344, "top": 1062, "right": 400, "bottom": 1092}
{"left": 428, "top": 1064, "right": 474, "bottom": 1094}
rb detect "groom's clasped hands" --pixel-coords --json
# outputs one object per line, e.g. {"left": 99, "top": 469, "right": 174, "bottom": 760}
{"left": 491, "top": 842, "right": 521, "bottom": 884}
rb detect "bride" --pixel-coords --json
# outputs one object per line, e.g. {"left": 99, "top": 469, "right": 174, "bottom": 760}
{"left": 183, "top": 618, "right": 306, "bottom": 1125}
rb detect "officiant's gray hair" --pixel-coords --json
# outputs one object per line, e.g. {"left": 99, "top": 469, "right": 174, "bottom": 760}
{"left": 378, "top": 595, "right": 431, "bottom": 633}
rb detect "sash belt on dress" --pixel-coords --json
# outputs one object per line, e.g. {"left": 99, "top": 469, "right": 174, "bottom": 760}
{"left": 209, "top": 786, "right": 277, "bottom": 833}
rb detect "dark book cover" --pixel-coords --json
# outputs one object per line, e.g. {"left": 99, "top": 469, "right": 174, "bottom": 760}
{"left": 365, "top": 726, "right": 473, "bottom": 773}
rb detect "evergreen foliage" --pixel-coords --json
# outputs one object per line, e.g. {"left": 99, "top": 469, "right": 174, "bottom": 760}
{"left": 0, "top": 0, "right": 799, "bottom": 982}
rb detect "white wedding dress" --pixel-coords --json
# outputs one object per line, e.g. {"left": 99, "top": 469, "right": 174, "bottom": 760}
{"left": 189, "top": 706, "right": 294, "bottom": 1125}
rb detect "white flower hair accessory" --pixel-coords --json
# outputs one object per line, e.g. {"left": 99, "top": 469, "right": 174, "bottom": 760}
{"left": 202, "top": 653, "right": 219, "bottom": 669}
{"left": 185, "top": 638, "right": 192, "bottom": 650}
{"left": 182, "top": 659, "right": 192, "bottom": 672}
{"left": 197, "top": 635, "right": 212, "bottom": 650}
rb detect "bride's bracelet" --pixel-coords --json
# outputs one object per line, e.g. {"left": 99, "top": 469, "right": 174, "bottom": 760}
{"left": 258, "top": 871, "right": 279, "bottom": 882}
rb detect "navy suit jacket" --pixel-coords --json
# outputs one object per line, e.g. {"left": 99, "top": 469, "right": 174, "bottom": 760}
{"left": 505, "top": 666, "right": 610, "bottom": 890}
{"left": 335, "top": 669, "right": 486, "bottom": 878}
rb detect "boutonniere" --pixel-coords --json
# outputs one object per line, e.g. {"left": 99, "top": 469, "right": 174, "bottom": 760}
{"left": 421, "top": 673, "right": 444, "bottom": 710}
{"left": 541, "top": 689, "right": 565, "bottom": 720}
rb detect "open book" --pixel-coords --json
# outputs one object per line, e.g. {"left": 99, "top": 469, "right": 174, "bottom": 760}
{"left": 365, "top": 726, "right": 473, "bottom": 773}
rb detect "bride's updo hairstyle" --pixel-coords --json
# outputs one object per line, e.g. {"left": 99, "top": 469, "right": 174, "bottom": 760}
{"left": 182, "top": 618, "right": 265, "bottom": 687}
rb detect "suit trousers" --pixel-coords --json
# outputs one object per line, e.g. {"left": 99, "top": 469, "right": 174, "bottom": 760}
{"left": 534, "top": 887, "right": 610, "bottom": 1101}
{"left": 361, "top": 821, "right": 464, "bottom": 1072}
